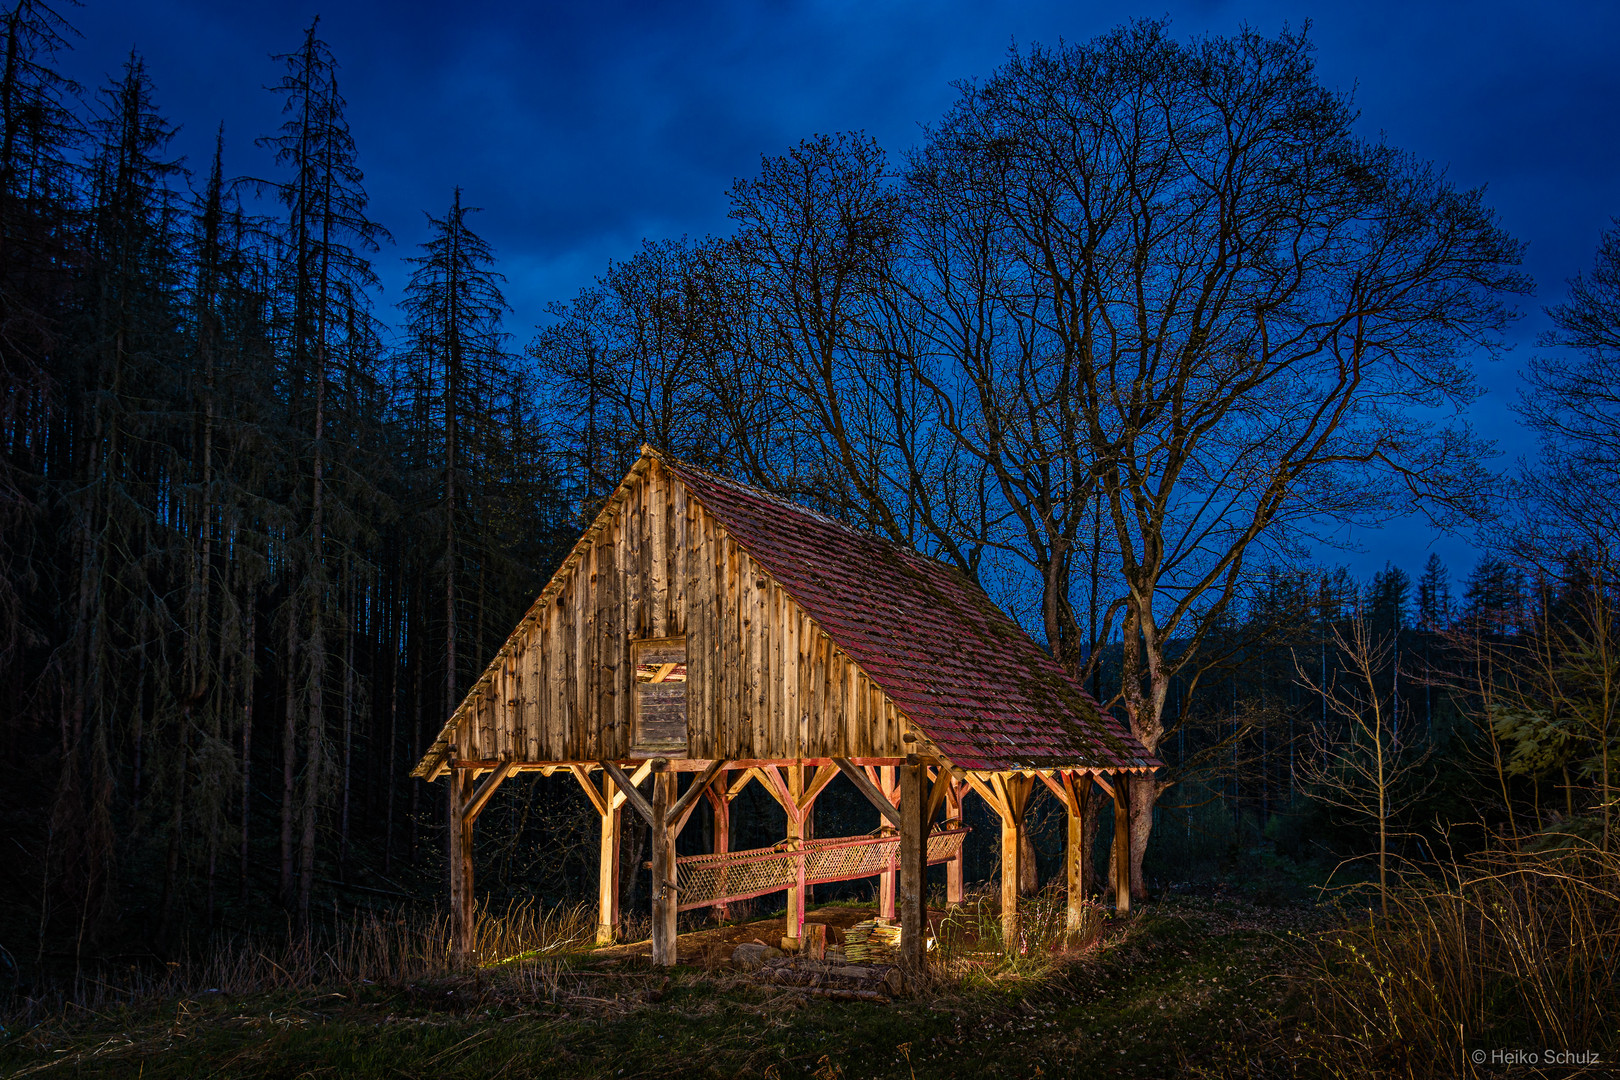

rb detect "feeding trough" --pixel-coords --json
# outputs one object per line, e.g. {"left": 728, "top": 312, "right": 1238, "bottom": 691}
{"left": 673, "top": 825, "right": 970, "bottom": 911}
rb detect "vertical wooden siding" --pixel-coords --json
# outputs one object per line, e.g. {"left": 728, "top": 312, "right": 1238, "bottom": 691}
{"left": 450, "top": 458, "right": 906, "bottom": 764}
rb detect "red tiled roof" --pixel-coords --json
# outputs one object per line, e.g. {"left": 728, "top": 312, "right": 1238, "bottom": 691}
{"left": 665, "top": 455, "right": 1158, "bottom": 773}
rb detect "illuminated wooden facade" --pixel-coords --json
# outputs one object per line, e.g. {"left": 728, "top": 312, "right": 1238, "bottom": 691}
{"left": 414, "top": 447, "right": 1157, "bottom": 967}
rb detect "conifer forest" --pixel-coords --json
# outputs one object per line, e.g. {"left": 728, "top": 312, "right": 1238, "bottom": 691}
{"left": 1, "top": 3, "right": 1616, "bottom": 1078}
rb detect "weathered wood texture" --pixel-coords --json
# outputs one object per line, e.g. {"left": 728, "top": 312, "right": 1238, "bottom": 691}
{"left": 1113, "top": 773, "right": 1132, "bottom": 914}
{"left": 994, "top": 774, "right": 1033, "bottom": 952}
{"left": 596, "top": 771, "right": 619, "bottom": 944}
{"left": 1062, "top": 771, "right": 1087, "bottom": 930}
{"left": 705, "top": 776, "right": 731, "bottom": 921}
{"left": 447, "top": 769, "right": 475, "bottom": 959}
{"left": 944, "top": 776, "right": 966, "bottom": 905}
{"left": 897, "top": 757, "right": 927, "bottom": 966}
{"left": 650, "top": 763, "right": 677, "bottom": 966}
{"left": 429, "top": 456, "right": 908, "bottom": 769}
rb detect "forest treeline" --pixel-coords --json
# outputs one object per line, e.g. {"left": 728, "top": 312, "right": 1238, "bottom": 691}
{"left": 0, "top": 7, "right": 573, "bottom": 960}
{"left": 2, "top": 3, "right": 1616, "bottom": 978}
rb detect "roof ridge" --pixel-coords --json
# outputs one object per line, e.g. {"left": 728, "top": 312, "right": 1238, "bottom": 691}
{"left": 656, "top": 452, "right": 966, "bottom": 579}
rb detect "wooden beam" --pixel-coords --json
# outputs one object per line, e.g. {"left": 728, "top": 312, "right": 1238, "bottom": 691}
{"left": 878, "top": 766, "right": 897, "bottom": 921}
{"left": 799, "top": 762, "right": 839, "bottom": 811}
{"left": 945, "top": 778, "right": 965, "bottom": 905}
{"left": 668, "top": 759, "right": 727, "bottom": 835}
{"left": 785, "top": 764, "right": 805, "bottom": 948}
{"left": 833, "top": 758, "right": 902, "bottom": 827}
{"left": 926, "top": 766, "right": 954, "bottom": 821}
{"left": 1113, "top": 773, "right": 1131, "bottom": 914}
{"left": 726, "top": 767, "right": 761, "bottom": 801}
{"left": 1036, "top": 769, "right": 1073, "bottom": 812}
{"left": 597, "top": 770, "right": 620, "bottom": 945}
{"left": 448, "top": 756, "right": 912, "bottom": 773}
{"left": 995, "top": 773, "right": 1033, "bottom": 954}
{"left": 759, "top": 764, "right": 800, "bottom": 820}
{"left": 610, "top": 761, "right": 653, "bottom": 810}
{"left": 462, "top": 758, "right": 518, "bottom": 828}
{"left": 961, "top": 771, "right": 1007, "bottom": 819}
{"left": 599, "top": 759, "right": 655, "bottom": 826}
{"left": 1061, "top": 769, "right": 1081, "bottom": 812}
{"left": 570, "top": 764, "right": 608, "bottom": 817}
{"left": 448, "top": 767, "right": 475, "bottom": 962}
{"left": 898, "top": 757, "right": 927, "bottom": 967}
{"left": 650, "top": 764, "right": 677, "bottom": 966}
{"left": 863, "top": 763, "right": 903, "bottom": 807}
{"left": 1064, "top": 770, "right": 1086, "bottom": 931}
{"left": 1091, "top": 771, "right": 1116, "bottom": 801}
{"left": 706, "top": 776, "right": 731, "bottom": 922}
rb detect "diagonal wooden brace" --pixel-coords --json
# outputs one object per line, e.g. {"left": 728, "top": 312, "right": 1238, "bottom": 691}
{"left": 599, "top": 759, "right": 655, "bottom": 826}
{"left": 1036, "top": 769, "right": 1074, "bottom": 812}
{"left": 926, "top": 766, "right": 954, "bottom": 821}
{"left": 612, "top": 761, "right": 653, "bottom": 809}
{"left": 961, "top": 771, "right": 1008, "bottom": 819}
{"left": 759, "top": 765, "right": 801, "bottom": 821}
{"left": 833, "top": 758, "right": 902, "bottom": 827}
{"left": 570, "top": 764, "right": 608, "bottom": 816}
{"left": 1090, "top": 771, "right": 1116, "bottom": 801}
{"left": 462, "top": 759, "right": 517, "bottom": 828}
{"left": 800, "top": 763, "right": 839, "bottom": 811}
{"left": 668, "top": 759, "right": 727, "bottom": 835}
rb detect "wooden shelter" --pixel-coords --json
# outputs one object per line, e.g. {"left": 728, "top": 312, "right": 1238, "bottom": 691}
{"left": 412, "top": 447, "right": 1157, "bottom": 966}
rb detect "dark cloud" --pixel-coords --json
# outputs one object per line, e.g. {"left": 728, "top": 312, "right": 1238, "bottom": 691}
{"left": 61, "top": 0, "right": 1620, "bottom": 581}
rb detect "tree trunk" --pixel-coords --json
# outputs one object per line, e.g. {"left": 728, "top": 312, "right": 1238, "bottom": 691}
{"left": 280, "top": 612, "right": 298, "bottom": 908}
{"left": 240, "top": 592, "right": 255, "bottom": 905}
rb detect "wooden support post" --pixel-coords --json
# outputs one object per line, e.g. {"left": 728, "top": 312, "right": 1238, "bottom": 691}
{"left": 1064, "top": 771, "right": 1086, "bottom": 932}
{"left": 447, "top": 766, "right": 476, "bottom": 962}
{"left": 597, "top": 770, "right": 620, "bottom": 945}
{"left": 879, "top": 765, "right": 897, "bottom": 921}
{"left": 945, "top": 778, "right": 965, "bottom": 905}
{"left": 705, "top": 774, "right": 730, "bottom": 922}
{"left": 785, "top": 762, "right": 805, "bottom": 950}
{"left": 898, "top": 756, "right": 927, "bottom": 967}
{"left": 995, "top": 774, "right": 1032, "bottom": 954}
{"left": 650, "top": 761, "right": 678, "bottom": 966}
{"left": 1113, "top": 772, "right": 1131, "bottom": 914}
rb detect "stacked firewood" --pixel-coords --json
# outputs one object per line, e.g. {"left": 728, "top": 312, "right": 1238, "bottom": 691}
{"left": 841, "top": 919, "right": 903, "bottom": 965}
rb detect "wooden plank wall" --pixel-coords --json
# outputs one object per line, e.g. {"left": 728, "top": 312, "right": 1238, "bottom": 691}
{"left": 451, "top": 457, "right": 907, "bottom": 764}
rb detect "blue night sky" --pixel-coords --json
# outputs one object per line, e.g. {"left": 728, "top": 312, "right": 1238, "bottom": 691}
{"left": 64, "top": 0, "right": 1620, "bottom": 586}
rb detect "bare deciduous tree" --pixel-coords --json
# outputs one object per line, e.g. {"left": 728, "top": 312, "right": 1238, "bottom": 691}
{"left": 900, "top": 21, "right": 1526, "bottom": 897}
{"left": 1297, "top": 614, "right": 1431, "bottom": 915}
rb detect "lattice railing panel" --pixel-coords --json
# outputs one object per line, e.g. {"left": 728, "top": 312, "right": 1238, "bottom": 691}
{"left": 674, "top": 827, "right": 969, "bottom": 910}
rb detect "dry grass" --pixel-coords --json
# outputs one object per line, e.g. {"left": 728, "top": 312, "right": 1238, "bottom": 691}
{"left": 1, "top": 898, "right": 597, "bottom": 1034}
{"left": 1, "top": 893, "right": 1302, "bottom": 1079}
{"left": 929, "top": 883, "right": 1110, "bottom": 984}
{"left": 1288, "top": 839, "right": 1620, "bottom": 1078}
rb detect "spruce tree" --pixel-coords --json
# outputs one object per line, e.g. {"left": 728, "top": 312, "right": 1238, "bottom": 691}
{"left": 257, "top": 16, "right": 388, "bottom": 923}
{"left": 1417, "top": 554, "right": 1453, "bottom": 631}
{"left": 399, "top": 188, "right": 510, "bottom": 714}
